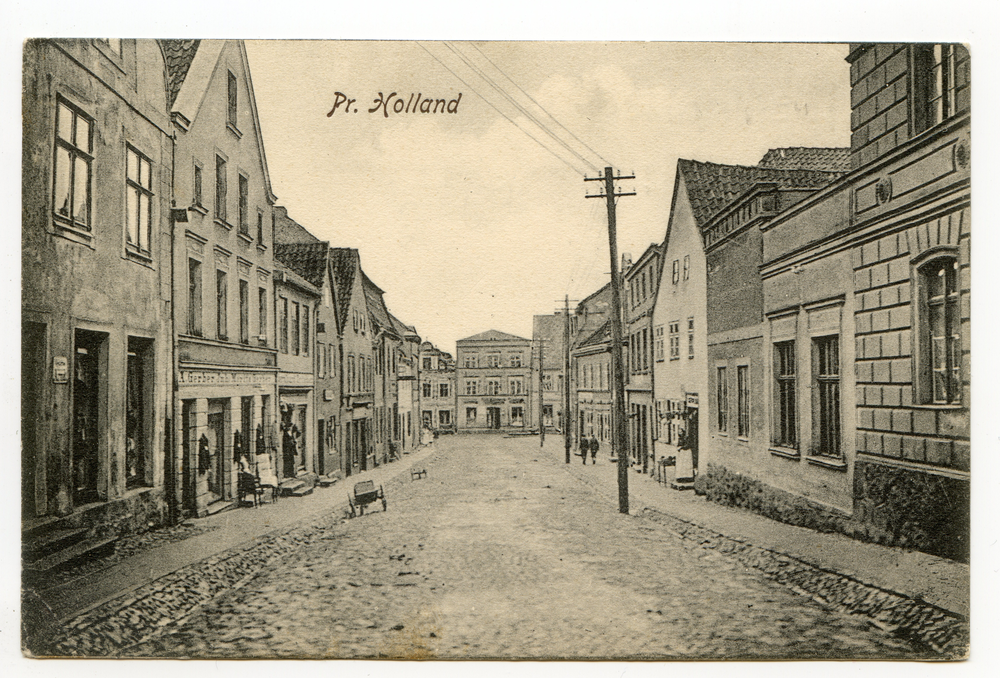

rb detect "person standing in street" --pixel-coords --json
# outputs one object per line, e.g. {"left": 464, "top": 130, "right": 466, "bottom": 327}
{"left": 589, "top": 435, "right": 599, "bottom": 464}
{"left": 579, "top": 435, "right": 589, "bottom": 464}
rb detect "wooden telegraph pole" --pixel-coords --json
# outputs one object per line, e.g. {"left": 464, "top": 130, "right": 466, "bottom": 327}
{"left": 563, "top": 295, "right": 572, "bottom": 464}
{"left": 537, "top": 337, "right": 545, "bottom": 447}
{"left": 586, "top": 167, "right": 635, "bottom": 514}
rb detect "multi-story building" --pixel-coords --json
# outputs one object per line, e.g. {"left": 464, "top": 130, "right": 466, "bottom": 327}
{"left": 418, "top": 341, "right": 456, "bottom": 434}
{"left": 362, "top": 273, "right": 398, "bottom": 466}
{"left": 330, "top": 248, "right": 376, "bottom": 476}
{"left": 624, "top": 243, "right": 663, "bottom": 473}
{"left": 165, "top": 39, "right": 280, "bottom": 517}
{"left": 567, "top": 283, "right": 612, "bottom": 450}
{"left": 531, "top": 313, "right": 567, "bottom": 432}
{"left": 390, "top": 314, "right": 421, "bottom": 453}
{"left": 574, "top": 321, "right": 613, "bottom": 448}
{"left": 455, "top": 330, "right": 531, "bottom": 432}
{"left": 22, "top": 40, "right": 175, "bottom": 549}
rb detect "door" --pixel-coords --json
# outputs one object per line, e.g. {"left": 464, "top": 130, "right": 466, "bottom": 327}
{"left": 72, "top": 330, "right": 104, "bottom": 505}
{"left": 487, "top": 407, "right": 501, "bottom": 429}
{"left": 21, "top": 322, "right": 45, "bottom": 517}
{"left": 206, "top": 401, "right": 226, "bottom": 501}
{"left": 317, "top": 418, "right": 325, "bottom": 475}
{"left": 688, "top": 406, "right": 699, "bottom": 473}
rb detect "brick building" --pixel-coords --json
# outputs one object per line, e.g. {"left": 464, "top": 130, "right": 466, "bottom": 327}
{"left": 455, "top": 330, "right": 531, "bottom": 432}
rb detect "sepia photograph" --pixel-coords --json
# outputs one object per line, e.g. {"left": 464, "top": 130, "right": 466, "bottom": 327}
{"left": 14, "top": 11, "right": 982, "bottom": 664}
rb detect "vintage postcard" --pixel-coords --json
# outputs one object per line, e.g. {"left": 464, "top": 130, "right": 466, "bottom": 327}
{"left": 19, "top": 37, "right": 971, "bottom": 661}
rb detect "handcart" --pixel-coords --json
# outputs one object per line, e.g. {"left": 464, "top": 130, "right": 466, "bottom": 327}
{"left": 348, "top": 480, "right": 387, "bottom": 517}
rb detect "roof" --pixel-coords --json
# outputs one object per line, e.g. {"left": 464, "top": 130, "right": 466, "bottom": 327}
{"left": 457, "top": 329, "right": 531, "bottom": 344}
{"left": 273, "top": 259, "right": 319, "bottom": 296}
{"left": 577, "top": 319, "right": 611, "bottom": 349}
{"left": 273, "top": 206, "right": 322, "bottom": 245}
{"left": 361, "top": 272, "right": 394, "bottom": 335}
{"left": 388, "top": 311, "right": 417, "bottom": 338}
{"left": 274, "top": 242, "right": 329, "bottom": 288}
{"left": 159, "top": 39, "right": 200, "bottom": 109}
{"left": 677, "top": 159, "right": 844, "bottom": 228}
{"left": 330, "top": 248, "right": 359, "bottom": 332}
{"left": 757, "top": 147, "right": 851, "bottom": 172}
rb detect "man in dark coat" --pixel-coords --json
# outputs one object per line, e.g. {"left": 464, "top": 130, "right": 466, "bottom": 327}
{"left": 589, "top": 435, "right": 599, "bottom": 463}
{"left": 579, "top": 435, "right": 589, "bottom": 464}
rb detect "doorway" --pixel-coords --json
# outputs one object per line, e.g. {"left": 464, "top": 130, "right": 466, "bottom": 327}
{"left": 206, "top": 399, "right": 227, "bottom": 502}
{"left": 73, "top": 330, "right": 105, "bottom": 505}
{"left": 317, "top": 418, "right": 325, "bottom": 475}
{"left": 487, "top": 407, "right": 501, "bottom": 429}
{"left": 687, "top": 406, "right": 699, "bottom": 473}
{"left": 22, "top": 322, "right": 45, "bottom": 517}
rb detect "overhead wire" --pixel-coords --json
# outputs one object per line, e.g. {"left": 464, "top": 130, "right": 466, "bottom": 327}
{"left": 443, "top": 42, "right": 601, "bottom": 174}
{"left": 416, "top": 42, "right": 590, "bottom": 177}
{"left": 468, "top": 41, "right": 614, "bottom": 170}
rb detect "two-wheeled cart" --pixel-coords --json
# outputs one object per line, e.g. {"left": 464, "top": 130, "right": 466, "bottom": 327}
{"left": 348, "top": 480, "right": 387, "bottom": 517}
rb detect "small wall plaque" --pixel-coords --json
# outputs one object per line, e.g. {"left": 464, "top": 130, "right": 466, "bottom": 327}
{"left": 53, "top": 356, "right": 68, "bottom": 384}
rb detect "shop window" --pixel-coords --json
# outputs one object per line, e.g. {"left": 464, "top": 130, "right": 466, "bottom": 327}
{"left": 54, "top": 98, "right": 92, "bottom": 232}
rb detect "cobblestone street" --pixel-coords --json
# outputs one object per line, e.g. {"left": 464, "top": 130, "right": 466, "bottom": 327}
{"left": 120, "top": 435, "right": 926, "bottom": 659}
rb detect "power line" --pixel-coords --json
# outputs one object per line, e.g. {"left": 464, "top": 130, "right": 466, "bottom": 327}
{"left": 469, "top": 41, "right": 614, "bottom": 169}
{"left": 417, "top": 42, "right": 589, "bottom": 176}
{"left": 444, "top": 42, "right": 601, "bottom": 174}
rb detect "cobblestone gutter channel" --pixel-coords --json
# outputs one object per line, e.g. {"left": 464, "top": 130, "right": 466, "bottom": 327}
{"left": 640, "top": 507, "right": 968, "bottom": 657}
{"left": 41, "top": 509, "right": 349, "bottom": 657}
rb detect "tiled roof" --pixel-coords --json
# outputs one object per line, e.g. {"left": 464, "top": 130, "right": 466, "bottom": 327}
{"left": 457, "top": 329, "right": 531, "bottom": 344}
{"left": 678, "top": 159, "right": 843, "bottom": 228}
{"left": 757, "top": 147, "right": 851, "bottom": 172}
{"left": 388, "top": 312, "right": 417, "bottom": 337}
{"left": 330, "top": 248, "right": 359, "bottom": 332}
{"left": 578, "top": 320, "right": 611, "bottom": 349}
{"left": 362, "top": 273, "right": 393, "bottom": 334}
{"left": 274, "top": 242, "right": 329, "bottom": 288}
{"left": 159, "top": 39, "right": 200, "bottom": 109}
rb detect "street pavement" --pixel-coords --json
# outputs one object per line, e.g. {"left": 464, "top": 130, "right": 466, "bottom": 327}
{"left": 117, "top": 435, "right": 929, "bottom": 659}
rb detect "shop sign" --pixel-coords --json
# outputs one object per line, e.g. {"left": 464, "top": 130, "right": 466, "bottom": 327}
{"left": 685, "top": 393, "right": 699, "bottom": 407}
{"left": 52, "top": 356, "right": 68, "bottom": 384}
{"left": 179, "top": 370, "right": 273, "bottom": 386}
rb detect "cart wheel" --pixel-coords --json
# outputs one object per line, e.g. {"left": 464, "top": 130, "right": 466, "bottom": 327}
{"left": 382, "top": 498, "right": 387, "bottom": 511}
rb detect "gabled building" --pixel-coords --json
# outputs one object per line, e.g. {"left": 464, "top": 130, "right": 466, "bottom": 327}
{"left": 531, "top": 313, "right": 567, "bottom": 432}
{"left": 330, "top": 248, "right": 376, "bottom": 475}
{"left": 361, "top": 272, "right": 398, "bottom": 466}
{"left": 455, "top": 330, "right": 531, "bottom": 432}
{"left": 389, "top": 313, "right": 421, "bottom": 452}
{"left": 567, "top": 283, "right": 612, "bottom": 450}
{"left": 652, "top": 158, "right": 842, "bottom": 489}
{"left": 164, "top": 39, "right": 280, "bottom": 517}
{"left": 573, "top": 320, "right": 613, "bottom": 448}
{"left": 418, "top": 341, "right": 456, "bottom": 434}
{"left": 623, "top": 242, "right": 663, "bottom": 473}
{"left": 22, "top": 39, "right": 175, "bottom": 545}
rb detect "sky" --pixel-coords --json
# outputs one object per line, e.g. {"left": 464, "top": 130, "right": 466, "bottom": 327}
{"left": 245, "top": 41, "right": 851, "bottom": 355}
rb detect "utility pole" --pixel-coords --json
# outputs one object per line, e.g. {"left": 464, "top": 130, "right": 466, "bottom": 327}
{"left": 563, "top": 295, "right": 572, "bottom": 464}
{"left": 538, "top": 337, "right": 545, "bottom": 447}
{"left": 586, "top": 167, "right": 635, "bottom": 514}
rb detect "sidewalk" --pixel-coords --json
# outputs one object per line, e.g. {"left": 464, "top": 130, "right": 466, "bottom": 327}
{"left": 34, "top": 444, "right": 440, "bottom": 623}
{"left": 559, "top": 450, "right": 968, "bottom": 620}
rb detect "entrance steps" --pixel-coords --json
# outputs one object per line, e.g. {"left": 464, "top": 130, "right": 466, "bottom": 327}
{"left": 279, "top": 478, "right": 314, "bottom": 497}
{"left": 22, "top": 523, "right": 116, "bottom": 585}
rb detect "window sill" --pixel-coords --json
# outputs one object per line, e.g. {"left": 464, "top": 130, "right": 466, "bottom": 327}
{"left": 806, "top": 455, "right": 848, "bottom": 471}
{"left": 214, "top": 218, "right": 232, "bottom": 230}
{"left": 770, "top": 446, "right": 801, "bottom": 460}
{"left": 238, "top": 231, "right": 254, "bottom": 245}
{"left": 227, "top": 122, "right": 243, "bottom": 139}
{"left": 124, "top": 248, "right": 154, "bottom": 268}
{"left": 910, "top": 402, "right": 966, "bottom": 411}
{"left": 257, "top": 243, "right": 268, "bottom": 253}
{"left": 53, "top": 220, "right": 95, "bottom": 247}
{"left": 190, "top": 204, "right": 209, "bottom": 216}
{"left": 736, "top": 436, "right": 750, "bottom": 444}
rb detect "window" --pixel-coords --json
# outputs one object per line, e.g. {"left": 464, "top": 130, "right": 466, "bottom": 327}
{"left": 487, "top": 354, "right": 500, "bottom": 368}
{"left": 919, "top": 257, "right": 962, "bottom": 404}
{"left": 669, "top": 321, "right": 680, "bottom": 360}
{"left": 193, "top": 164, "right": 204, "bottom": 209}
{"left": 239, "top": 279, "right": 249, "bottom": 344}
{"left": 683, "top": 255, "right": 690, "bottom": 281}
{"left": 655, "top": 325, "right": 665, "bottom": 362}
{"left": 814, "top": 336, "right": 841, "bottom": 458}
{"left": 511, "top": 406, "right": 523, "bottom": 426}
{"left": 317, "top": 342, "right": 326, "bottom": 378}
{"left": 188, "top": 259, "right": 202, "bottom": 335}
{"left": 126, "top": 337, "right": 151, "bottom": 488}
{"left": 216, "top": 269, "right": 228, "bottom": 340}
{"left": 465, "top": 380, "right": 478, "bottom": 395}
{"left": 542, "top": 374, "right": 553, "bottom": 391}
{"left": 486, "top": 379, "right": 501, "bottom": 395}
{"left": 509, "top": 377, "right": 523, "bottom": 395}
{"left": 292, "top": 302, "right": 300, "bottom": 355}
{"left": 99, "top": 38, "right": 122, "bottom": 56}
{"left": 215, "top": 155, "right": 227, "bottom": 223}
{"left": 256, "top": 210, "right": 264, "bottom": 243}
{"left": 913, "top": 44, "right": 970, "bottom": 134}
{"left": 439, "top": 383, "right": 450, "bottom": 398}
{"left": 238, "top": 174, "right": 249, "bottom": 236}
{"left": 737, "top": 364, "right": 750, "bottom": 438}
{"left": 279, "top": 296, "right": 289, "bottom": 353}
{"left": 347, "top": 355, "right": 355, "bottom": 391}
{"left": 466, "top": 407, "right": 477, "bottom": 425}
{"left": 672, "top": 259, "right": 680, "bottom": 284}
{"left": 687, "top": 318, "right": 695, "bottom": 359}
{"left": 423, "top": 411, "right": 433, "bottom": 427}
{"left": 258, "top": 287, "right": 268, "bottom": 345}
{"left": 423, "top": 382, "right": 432, "bottom": 398}
{"left": 439, "top": 410, "right": 451, "bottom": 426}
{"left": 641, "top": 270, "right": 647, "bottom": 299}
{"left": 464, "top": 354, "right": 478, "bottom": 368}
{"left": 227, "top": 71, "right": 238, "bottom": 128}
{"left": 642, "top": 328, "right": 649, "bottom": 371}
{"left": 717, "top": 366, "right": 728, "bottom": 433}
{"left": 773, "top": 341, "right": 796, "bottom": 448}
{"left": 511, "top": 353, "right": 522, "bottom": 367}
{"left": 125, "top": 146, "right": 153, "bottom": 255}
{"left": 423, "top": 357, "right": 432, "bottom": 370}
{"left": 53, "top": 99, "right": 92, "bottom": 231}
{"left": 303, "top": 306, "right": 310, "bottom": 356}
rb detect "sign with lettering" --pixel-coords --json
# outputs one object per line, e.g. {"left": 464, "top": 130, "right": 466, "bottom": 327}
{"left": 52, "top": 356, "right": 68, "bottom": 384}
{"left": 685, "top": 393, "right": 699, "bottom": 407}
{"left": 179, "top": 371, "right": 274, "bottom": 386}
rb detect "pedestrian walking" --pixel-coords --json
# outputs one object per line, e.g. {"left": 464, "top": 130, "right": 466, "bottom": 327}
{"left": 579, "top": 435, "right": 589, "bottom": 464}
{"left": 589, "top": 435, "right": 599, "bottom": 463}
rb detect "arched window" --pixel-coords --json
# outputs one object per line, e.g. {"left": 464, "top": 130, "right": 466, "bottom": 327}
{"left": 917, "top": 255, "right": 961, "bottom": 404}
